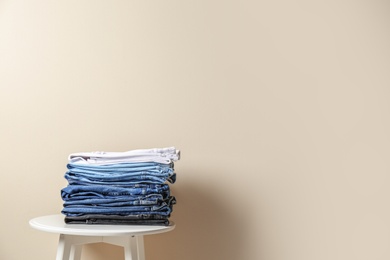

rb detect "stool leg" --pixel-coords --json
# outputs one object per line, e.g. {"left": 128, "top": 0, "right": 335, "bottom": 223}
{"left": 135, "top": 236, "right": 145, "bottom": 260}
{"left": 69, "top": 244, "right": 82, "bottom": 260}
{"left": 124, "top": 236, "right": 138, "bottom": 260}
{"left": 57, "top": 234, "right": 102, "bottom": 260}
{"left": 56, "top": 234, "right": 71, "bottom": 260}
{"left": 104, "top": 236, "right": 145, "bottom": 260}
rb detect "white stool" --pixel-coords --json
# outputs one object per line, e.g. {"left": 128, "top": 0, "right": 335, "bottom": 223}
{"left": 29, "top": 214, "right": 175, "bottom": 260}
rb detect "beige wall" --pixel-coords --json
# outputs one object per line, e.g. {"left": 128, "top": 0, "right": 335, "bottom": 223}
{"left": 1, "top": 1, "right": 390, "bottom": 259}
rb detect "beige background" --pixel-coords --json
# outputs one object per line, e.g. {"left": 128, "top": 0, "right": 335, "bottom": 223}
{"left": 1, "top": 1, "right": 390, "bottom": 259}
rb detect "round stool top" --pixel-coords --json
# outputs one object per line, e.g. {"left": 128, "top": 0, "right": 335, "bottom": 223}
{"left": 29, "top": 214, "right": 175, "bottom": 236}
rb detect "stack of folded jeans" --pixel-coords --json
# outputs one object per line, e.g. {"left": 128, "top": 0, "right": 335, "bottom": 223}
{"left": 60, "top": 147, "right": 180, "bottom": 226}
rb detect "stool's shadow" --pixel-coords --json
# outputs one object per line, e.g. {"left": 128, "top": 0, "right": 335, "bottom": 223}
{"left": 146, "top": 168, "right": 247, "bottom": 260}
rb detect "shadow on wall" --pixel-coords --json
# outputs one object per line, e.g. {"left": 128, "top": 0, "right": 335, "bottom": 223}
{"left": 147, "top": 168, "right": 247, "bottom": 260}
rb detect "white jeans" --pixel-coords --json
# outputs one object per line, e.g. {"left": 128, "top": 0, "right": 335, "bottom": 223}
{"left": 68, "top": 147, "right": 180, "bottom": 165}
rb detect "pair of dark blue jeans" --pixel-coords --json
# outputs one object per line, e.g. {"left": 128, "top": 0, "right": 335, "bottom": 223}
{"left": 62, "top": 183, "right": 170, "bottom": 199}
{"left": 61, "top": 184, "right": 175, "bottom": 218}
{"left": 64, "top": 214, "right": 170, "bottom": 225}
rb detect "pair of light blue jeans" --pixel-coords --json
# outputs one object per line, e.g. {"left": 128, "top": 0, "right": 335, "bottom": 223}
{"left": 65, "top": 173, "right": 176, "bottom": 186}
{"left": 65, "top": 162, "right": 176, "bottom": 185}
{"left": 67, "top": 161, "right": 174, "bottom": 174}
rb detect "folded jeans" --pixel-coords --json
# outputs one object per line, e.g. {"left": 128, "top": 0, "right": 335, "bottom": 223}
{"left": 68, "top": 147, "right": 180, "bottom": 165}
{"left": 61, "top": 184, "right": 170, "bottom": 201}
{"left": 64, "top": 217, "right": 170, "bottom": 226}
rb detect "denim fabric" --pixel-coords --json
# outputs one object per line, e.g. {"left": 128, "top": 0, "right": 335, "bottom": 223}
{"left": 69, "top": 147, "right": 180, "bottom": 165}
{"left": 66, "top": 161, "right": 176, "bottom": 185}
{"left": 65, "top": 217, "right": 170, "bottom": 226}
{"left": 61, "top": 147, "right": 180, "bottom": 224}
{"left": 66, "top": 169, "right": 173, "bottom": 180}
{"left": 64, "top": 196, "right": 160, "bottom": 207}
{"left": 67, "top": 161, "right": 174, "bottom": 173}
{"left": 61, "top": 184, "right": 170, "bottom": 201}
{"left": 62, "top": 184, "right": 176, "bottom": 217}
{"left": 64, "top": 196, "right": 176, "bottom": 208}
{"left": 64, "top": 172, "right": 176, "bottom": 186}
{"left": 61, "top": 202, "right": 172, "bottom": 216}
{"left": 65, "top": 214, "right": 168, "bottom": 220}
